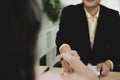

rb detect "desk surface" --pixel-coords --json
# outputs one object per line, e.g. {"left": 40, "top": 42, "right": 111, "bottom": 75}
{"left": 100, "top": 72, "right": 120, "bottom": 80}
{"left": 35, "top": 66, "right": 120, "bottom": 80}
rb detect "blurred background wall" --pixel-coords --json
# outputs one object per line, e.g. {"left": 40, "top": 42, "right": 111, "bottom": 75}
{"left": 61, "top": 0, "right": 120, "bottom": 12}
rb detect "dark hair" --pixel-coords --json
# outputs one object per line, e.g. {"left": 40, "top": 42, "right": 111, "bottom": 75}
{"left": 6, "top": 0, "right": 40, "bottom": 80}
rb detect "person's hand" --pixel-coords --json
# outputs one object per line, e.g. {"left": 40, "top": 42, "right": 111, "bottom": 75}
{"left": 97, "top": 60, "right": 111, "bottom": 76}
{"left": 59, "top": 44, "right": 71, "bottom": 53}
{"left": 61, "top": 59, "right": 74, "bottom": 74}
{"left": 59, "top": 52, "right": 99, "bottom": 80}
{"left": 60, "top": 50, "right": 80, "bottom": 74}
{"left": 59, "top": 44, "right": 80, "bottom": 74}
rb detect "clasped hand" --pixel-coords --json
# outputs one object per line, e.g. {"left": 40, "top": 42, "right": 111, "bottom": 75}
{"left": 59, "top": 50, "right": 99, "bottom": 80}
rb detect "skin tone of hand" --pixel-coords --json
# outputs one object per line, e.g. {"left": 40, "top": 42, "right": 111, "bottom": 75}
{"left": 60, "top": 50, "right": 80, "bottom": 74}
{"left": 60, "top": 44, "right": 111, "bottom": 76}
{"left": 97, "top": 60, "right": 111, "bottom": 76}
{"left": 60, "top": 45, "right": 80, "bottom": 74}
{"left": 59, "top": 52, "right": 99, "bottom": 80}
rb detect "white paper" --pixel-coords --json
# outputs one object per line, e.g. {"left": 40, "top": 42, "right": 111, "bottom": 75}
{"left": 88, "top": 65, "right": 100, "bottom": 76}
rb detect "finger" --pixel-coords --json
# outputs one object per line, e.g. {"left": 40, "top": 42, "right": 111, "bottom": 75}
{"left": 58, "top": 54, "right": 63, "bottom": 61}
{"left": 97, "top": 63, "right": 102, "bottom": 71}
{"left": 101, "top": 64, "right": 109, "bottom": 76}
{"left": 71, "top": 50, "right": 80, "bottom": 59}
{"left": 61, "top": 59, "right": 74, "bottom": 73}
{"left": 59, "top": 52, "right": 69, "bottom": 60}
{"left": 59, "top": 52, "right": 72, "bottom": 62}
{"left": 61, "top": 60, "right": 69, "bottom": 72}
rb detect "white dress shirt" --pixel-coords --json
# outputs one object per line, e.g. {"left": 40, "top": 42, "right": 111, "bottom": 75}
{"left": 84, "top": 7, "right": 99, "bottom": 48}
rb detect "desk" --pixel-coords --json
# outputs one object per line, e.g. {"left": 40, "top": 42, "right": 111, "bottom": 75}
{"left": 35, "top": 66, "right": 120, "bottom": 80}
{"left": 100, "top": 72, "right": 120, "bottom": 80}
{"left": 34, "top": 66, "right": 63, "bottom": 75}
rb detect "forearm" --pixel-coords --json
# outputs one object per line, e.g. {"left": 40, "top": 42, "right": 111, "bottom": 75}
{"left": 69, "top": 57, "right": 99, "bottom": 80}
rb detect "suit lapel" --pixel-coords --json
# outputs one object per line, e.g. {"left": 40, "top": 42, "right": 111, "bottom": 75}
{"left": 92, "top": 5, "right": 105, "bottom": 51}
{"left": 79, "top": 4, "right": 91, "bottom": 50}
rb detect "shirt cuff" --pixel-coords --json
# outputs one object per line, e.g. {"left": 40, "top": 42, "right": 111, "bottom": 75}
{"left": 59, "top": 44, "right": 71, "bottom": 53}
{"left": 107, "top": 60, "right": 114, "bottom": 70}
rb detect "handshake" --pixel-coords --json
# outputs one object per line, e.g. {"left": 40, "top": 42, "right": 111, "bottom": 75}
{"left": 59, "top": 44, "right": 112, "bottom": 76}
{"left": 58, "top": 44, "right": 99, "bottom": 80}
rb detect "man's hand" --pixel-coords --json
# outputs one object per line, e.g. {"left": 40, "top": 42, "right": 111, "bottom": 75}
{"left": 61, "top": 59, "right": 74, "bottom": 73}
{"left": 60, "top": 50, "right": 80, "bottom": 74}
{"left": 59, "top": 51, "right": 99, "bottom": 80}
{"left": 59, "top": 44, "right": 80, "bottom": 74}
{"left": 97, "top": 60, "right": 111, "bottom": 76}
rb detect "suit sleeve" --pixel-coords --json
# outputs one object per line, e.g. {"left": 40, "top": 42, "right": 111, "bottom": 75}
{"left": 55, "top": 6, "right": 74, "bottom": 55}
{"left": 109, "top": 11, "right": 120, "bottom": 71}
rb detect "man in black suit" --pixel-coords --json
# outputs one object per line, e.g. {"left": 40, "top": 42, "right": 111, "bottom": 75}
{"left": 56, "top": 0, "right": 120, "bottom": 76}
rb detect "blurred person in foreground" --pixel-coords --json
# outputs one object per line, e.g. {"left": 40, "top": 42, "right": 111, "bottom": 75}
{"left": 55, "top": 0, "right": 120, "bottom": 76}
{"left": 6, "top": 0, "right": 40, "bottom": 80}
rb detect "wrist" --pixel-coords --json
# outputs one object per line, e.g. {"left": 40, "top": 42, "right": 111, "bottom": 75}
{"left": 59, "top": 44, "right": 71, "bottom": 53}
{"left": 106, "top": 60, "right": 113, "bottom": 70}
{"left": 105, "top": 60, "right": 113, "bottom": 70}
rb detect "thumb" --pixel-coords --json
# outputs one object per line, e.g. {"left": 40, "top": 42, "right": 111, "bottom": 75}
{"left": 97, "top": 63, "right": 102, "bottom": 71}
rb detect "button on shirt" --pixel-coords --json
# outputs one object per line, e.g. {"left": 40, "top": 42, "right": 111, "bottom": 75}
{"left": 84, "top": 8, "right": 100, "bottom": 48}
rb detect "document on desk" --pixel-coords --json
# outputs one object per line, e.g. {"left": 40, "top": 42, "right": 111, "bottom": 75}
{"left": 88, "top": 65, "right": 100, "bottom": 76}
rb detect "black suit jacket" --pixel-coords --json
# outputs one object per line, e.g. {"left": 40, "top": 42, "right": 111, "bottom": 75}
{"left": 56, "top": 3, "right": 120, "bottom": 71}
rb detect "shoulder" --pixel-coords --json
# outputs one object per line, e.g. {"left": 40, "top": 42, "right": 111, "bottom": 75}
{"left": 62, "top": 3, "right": 83, "bottom": 13}
{"left": 100, "top": 4, "right": 119, "bottom": 15}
